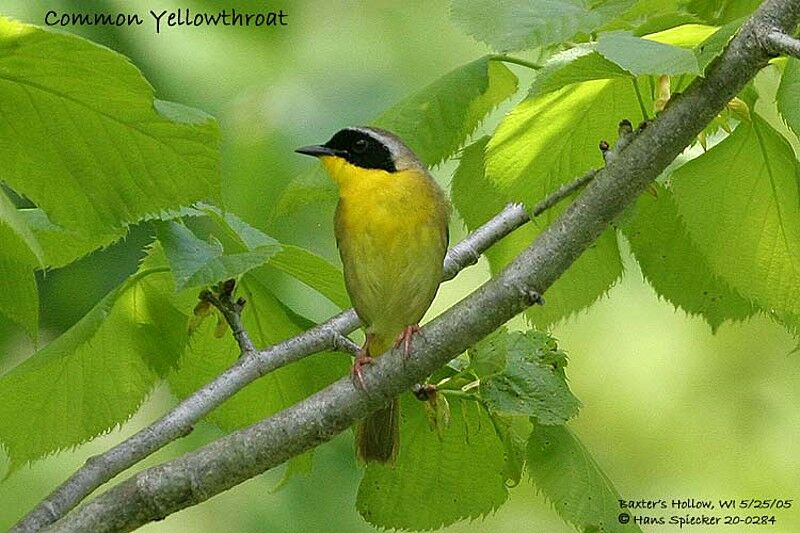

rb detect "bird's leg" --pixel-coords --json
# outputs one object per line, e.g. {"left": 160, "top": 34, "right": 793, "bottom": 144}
{"left": 394, "top": 325, "right": 421, "bottom": 359}
{"left": 351, "top": 335, "right": 375, "bottom": 389}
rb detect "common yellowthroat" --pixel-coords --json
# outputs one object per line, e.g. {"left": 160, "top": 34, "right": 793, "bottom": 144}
{"left": 297, "top": 127, "right": 449, "bottom": 463}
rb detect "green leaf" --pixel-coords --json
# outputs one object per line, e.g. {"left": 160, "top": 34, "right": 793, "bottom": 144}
{"left": 599, "top": 0, "right": 702, "bottom": 35}
{"left": 487, "top": 77, "right": 645, "bottom": 206}
{"left": 451, "top": 0, "right": 636, "bottom": 52}
{"left": 644, "top": 22, "right": 719, "bottom": 47}
{"left": 695, "top": 18, "right": 744, "bottom": 72}
{"left": 0, "top": 258, "right": 38, "bottom": 341}
{"left": 672, "top": 116, "right": 800, "bottom": 324}
{"left": 467, "top": 325, "right": 510, "bottom": 377}
{"left": 473, "top": 79, "right": 637, "bottom": 326}
{"left": 479, "top": 331, "right": 581, "bottom": 424}
{"left": 491, "top": 414, "right": 532, "bottom": 487}
{"left": 357, "top": 396, "right": 508, "bottom": 530}
{"left": 775, "top": 311, "right": 800, "bottom": 340}
{"left": 596, "top": 30, "right": 701, "bottom": 75}
{"left": 621, "top": 185, "right": 755, "bottom": 330}
{"left": 529, "top": 25, "right": 717, "bottom": 97}
{"left": 270, "top": 166, "right": 337, "bottom": 220}
{"left": 375, "top": 56, "right": 518, "bottom": 167}
{"left": 684, "top": 0, "right": 759, "bottom": 25}
{"left": 272, "top": 452, "right": 313, "bottom": 493}
{"left": 529, "top": 45, "right": 630, "bottom": 97}
{"left": 527, "top": 423, "right": 643, "bottom": 532}
{"left": 18, "top": 209, "right": 126, "bottom": 269}
{"left": 197, "top": 205, "right": 347, "bottom": 308}
{"left": 532, "top": 238, "right": 622, "bottom": 332}
{"left": 167, "top": 273, "right": 349, "bottom": 433}
{"left": 0, "top": 251, "right": 182, "bottom": 469}
{"left": 0, "top": 190, "right": 43, "bottom": 268}
{"left": 178, "top": 208, "right": 348, "bottom": 308}
{"left": 0, "top": 191, "right": 42, "bottom": 338}
{"left": 263, "top": 245, "right": 348, "bottom": 309}
{"left": 156, "top": 221, "right": 280, "bottom": 291}
{"left": 455, "top": 137, "right": 588, "bottom": 327}
{"left": 197, "top": 204, "right": 278, "bottom": 251}
{"left": 777, "top": 58, "right": 800, "bottom": 137}
{"left": 0, "top": 17, "right": 219, "bottom": 234}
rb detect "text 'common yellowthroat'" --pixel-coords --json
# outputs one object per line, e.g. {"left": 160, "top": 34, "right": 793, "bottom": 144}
{"left": 297, "top": 127, "right": 449, "bottom": 463}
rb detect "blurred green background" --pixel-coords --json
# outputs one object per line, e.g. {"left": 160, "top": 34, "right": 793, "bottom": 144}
{"left": 0, "top": 1, "right": 798, "bottom": 531}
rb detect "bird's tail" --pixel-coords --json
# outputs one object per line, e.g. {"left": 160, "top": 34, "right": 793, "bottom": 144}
{"left": 356, "top": 398, "right": 400, "bottom": 463}
{"left": 356, "top": 333, "right": 400, "bottom": 464}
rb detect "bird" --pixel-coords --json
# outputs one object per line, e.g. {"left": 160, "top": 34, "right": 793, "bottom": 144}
{"left": 296, "top": 126, "right": 449, "bottom": 463}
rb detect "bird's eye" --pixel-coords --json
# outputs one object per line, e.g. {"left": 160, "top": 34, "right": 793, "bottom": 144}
{"left": 352, "top": 139, "right": 369, "bottom": 154}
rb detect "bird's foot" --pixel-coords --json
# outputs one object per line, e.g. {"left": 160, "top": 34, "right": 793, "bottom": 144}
{"left": 351, "top": 350, "right": 375, "bottom": 390}
{"left": 394, "top": 325, "right": 421, "bottom": 359}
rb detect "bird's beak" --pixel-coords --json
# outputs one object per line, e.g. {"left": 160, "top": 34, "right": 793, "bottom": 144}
{"left": 295, "top": 145, "right": 338, "bottom": 158}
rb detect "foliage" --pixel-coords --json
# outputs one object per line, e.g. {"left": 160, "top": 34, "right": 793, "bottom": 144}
{"left": 0, "top": 18, "right": 219, "bottom": 235}
{"left": 671, "top": 116, "right": 800, "bottom": 326}
{"left": 460, "top": 79, "right": 632, "bottom": 328}
{"left": 620, "top": 186, "right": 755, "bottom": 331}
{"left": 451, "top": 0, "right": 637, "bottom": 52}
{"left": 528, "top": 423, "right": 642, "bottom": 532}
{"left": 357, "top": 396, "right": 508, "bottom": 530}
{"left": 477, "top": 330, "right": 581, "bottom": 425}
{"left": 595, "top": 30, "right": 701, "bottom": 75}
{"left": 0, "top": 248, "right": 181, "bottom": 471}
{"left": 777, "top": 58, "right": 800, "bottom": 136}
{"left": 375, "top": 57, "right": 519, "bottom": 167}
{"left": 0, "top": 0, "right": 797, "bottom": 530}
{"left": 0, "top": 189, "right": 41, "bottom": 340}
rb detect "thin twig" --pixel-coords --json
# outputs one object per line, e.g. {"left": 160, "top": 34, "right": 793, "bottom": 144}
{"left": 537, "top": 121, "right": 648, "bottom": 208}
{"left": 442, "top": 203, "right": 528, "bottom": 280}
{"left": 199, "top": 281, "right": 256, "bottom": 355}
{"left": 11, "top": 308, "right": 361, "bottom": 533}
{"left": 445, "top": 142, "right": 617, "bottom": 278}
{"left": 331, "top": 332, "right": 360, "bottom": 355}
{"left": 532, "top": 170, "right": 597, "bottom": 217}
{"left": 489, "top": 53, "right": 543, "bottom": 70}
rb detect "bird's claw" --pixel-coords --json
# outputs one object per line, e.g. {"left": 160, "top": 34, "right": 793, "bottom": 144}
{"left": 351, "top": 352, "right": 375, "bottom": 390}
{"left": 394, "top": 325, "right": 421, "bottom": 359}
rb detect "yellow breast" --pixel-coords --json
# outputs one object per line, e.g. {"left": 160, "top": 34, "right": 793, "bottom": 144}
{"left": 323, "top": 155, "right": 449, "bottom": 350}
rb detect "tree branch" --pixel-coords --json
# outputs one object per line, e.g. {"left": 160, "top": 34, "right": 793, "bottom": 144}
{"left": 765, "top": 29, "right": 800, "bottom": 58}
{"left": 37, "top": 2, "right": 800, "bottom": 531}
